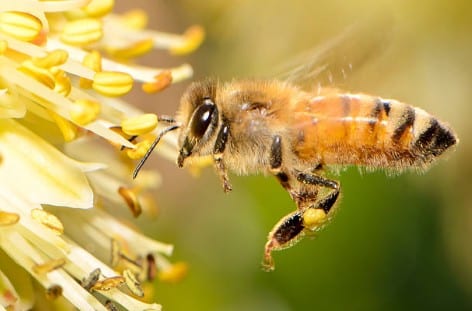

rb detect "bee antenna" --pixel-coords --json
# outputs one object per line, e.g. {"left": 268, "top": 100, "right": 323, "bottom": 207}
{"left": 132, "top": 123, "right": 180, "bottom": 179}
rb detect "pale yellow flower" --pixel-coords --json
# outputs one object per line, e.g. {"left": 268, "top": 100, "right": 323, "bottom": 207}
{"left": 0, "top": 0, "right": 202, "bottom": 310}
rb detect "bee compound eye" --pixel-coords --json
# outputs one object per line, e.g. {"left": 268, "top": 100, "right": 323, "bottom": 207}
{"left": 190, "top": 100, "right": 216, "bottom": 139}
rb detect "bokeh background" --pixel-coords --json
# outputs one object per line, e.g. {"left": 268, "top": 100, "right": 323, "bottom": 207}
{"left": 118, "top": 0, "right": 471, "bottom": 310}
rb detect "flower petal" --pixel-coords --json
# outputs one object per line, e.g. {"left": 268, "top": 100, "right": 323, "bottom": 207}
{"left": 0, "top": 119, "right": 93, "bottom": 208}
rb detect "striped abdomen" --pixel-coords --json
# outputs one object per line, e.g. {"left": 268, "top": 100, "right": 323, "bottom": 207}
{"left": 291, "top": 94, "right": 457, "bottom": 169}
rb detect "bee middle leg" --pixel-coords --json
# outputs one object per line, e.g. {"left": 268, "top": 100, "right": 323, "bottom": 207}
{"left": 269, "top": 135, "right": 294, "bottom": 196}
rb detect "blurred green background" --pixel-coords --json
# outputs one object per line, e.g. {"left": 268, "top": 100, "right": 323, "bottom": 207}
{"left": 119, "top": 0, "right": 471, "bottom": 310}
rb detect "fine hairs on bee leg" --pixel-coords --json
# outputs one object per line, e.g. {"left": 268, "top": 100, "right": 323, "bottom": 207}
{"left": 132, "top": 117, "right": 180, "bottom": 179}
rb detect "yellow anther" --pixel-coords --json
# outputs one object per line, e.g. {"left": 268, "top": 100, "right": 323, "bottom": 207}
{"left": 121, "top": 9, "right": 148, "bottom": 30}
{"left": 118, "top": 186, "right": 141, "bottom": 217}
{"left": 92, "top": 71, "right": 133, "bottom": 96}
{"left": 170, "top": 25, "right": 205, "bottom": 55}
{"left": 0, "top": 11, "right": 42, "bottom": 42}
{"left": 123, "top": 269, "right": 144, "bottom": 297}
{"left": 83, "top": 0, "right": 115, "bottom": 18}
{"left": 60, "top": 18, "right": 103, "bottom": 46}
{"left": 302, "top": 208, "right": 327, "bottom": 230}
{"left": 31, "top": 208, "right": 64, "bottom": 235}
{"left": 92, "top": 276, "right": 125, "bottom": 291}
{"left": 126, "top": 140, "right": 151, "bottom": 160}
{"left": 70, "top": 99, "right": 101, "bottom": 125}
{"left": 48, "top": 111, "right": 78, "bottom": 142}
{"left": 53, "top": 70, "right": 72, "bottom": 96}
{"left": 19, "top": 59, "right": 55, "bottom": 89}
{"left": 80, "top": 50, "right": 102, "bottom": 88}
{"left": 0, "top": 210, "right": 20, "bottom": 226}
{"left": 32, "top": 258, "right": 66, "bottom": 275}
{"left": 32, "top": 50, "right": 69, "bottom": 69}
{"left": 142, "top": 71, "right": 173, "bottom": 94}
{"left": 158, "top": 262, "right": 188, "bottom": 283}
{"left": 0, "top": 40, "right": 8, "bottom": 55}
{"left": 121, "top": 113, "right": 157, "bottom": 136}
{"left": 109, "top": 38, "right": 154, "bottom": 59}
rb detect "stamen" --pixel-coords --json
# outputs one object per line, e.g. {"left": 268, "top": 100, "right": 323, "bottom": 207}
{"left": 91, "top": 276, "right": 125, "bottom": 291}
{"left": 0, "top": 11, "right": 42, "bottom": 42}
{"left": 142, "top": 70, "right": 173, "bottom": 94}
{"left": 158, "top": 262, "right": 188, "bottom": 283}
{"left": 123, "top": 269, "right": 144, "bottom": 297}
{"left": 60, "top": 18, "right": 103, "bottom": 46}
{"left": 92, "top": 71, "right": 133, "bottom": 96}
{"left": 118, "top": 186, "right": 142, "bottom": 217}
{"left": 82, "top": 0, "right": 114, "bottom": 18}
{"left": 121, "top": 113, "right": 158, "bottom": 136}
{"left": 32, "top": 258, "right": 66, "bottom": 274}
{"left": 31, "top": 208, "right": 65, "bottom": 235}
{"left": 0, "top": 210, "right": 20, "bottom": 226}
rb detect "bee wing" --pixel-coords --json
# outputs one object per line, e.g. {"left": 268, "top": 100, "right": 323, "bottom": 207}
{"left": 272, "top": 16, "right": 393, "bottom": 92}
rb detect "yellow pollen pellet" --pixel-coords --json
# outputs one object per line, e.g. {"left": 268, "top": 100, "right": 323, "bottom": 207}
{"left": 60, "top": 18, "right": 103, "bottom": 46}
{"left": 118, "top": 186, "right": 142, "bottom": 217}
{"left": 0, "top": 40, "right": 8, "bottom": 55}
{"left": 32, "top": 258, "right": 66, "bottom": 275}
{"left": 83, "top": 0, "right": 115, "bottom": 18}
{"left": 31, "top": 208, "right": 64, "bottom": 235}
{"left": 121, "top": 9, "right": 148, "bottom": 30}
{"left": 0, "top": 11, "right": 42, "bottom": 42}
{"left": 142, "top": 71, "right": 173, "bottom": 94}
{"left": 158, "top": 262, "right": 188, "bottom": 283}
{"left": 92, "top": 71, "right": 133, "bottom": 96}
{"left": 121, "top": 113, "right": 158, "bottom": 136}
{"left": 0, "top": 211, "right": 20, "bottom": 226}
{"left": 170, "top": 25, "right": 205, "bottom": 55}
{"left": 32, "top": 50, "right": 69, "bottom": 68}
{"left": 91, "top": 276, "right": 125, "bottom": 291}
{"left": 126, "top": 140, "right": 151, "bottom": 160}
{"left": 70, "top": 99, "right": 101, "bottom": 125}
{"left": 302, "top": 208, "right": 327, "bottom": 230}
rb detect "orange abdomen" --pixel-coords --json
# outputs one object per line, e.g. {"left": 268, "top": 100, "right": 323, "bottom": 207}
{"left": 291, "top": 94, "right": 457, "bottom": 169}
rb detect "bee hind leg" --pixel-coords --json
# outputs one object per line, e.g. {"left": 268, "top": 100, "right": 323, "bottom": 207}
{"left": 263, "top": 170, "right": 341, "bottom": 271}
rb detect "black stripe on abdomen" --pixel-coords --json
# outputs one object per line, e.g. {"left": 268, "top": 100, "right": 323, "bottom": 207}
{"left": 392, "top": 106, "right": 415, "bottom": 142}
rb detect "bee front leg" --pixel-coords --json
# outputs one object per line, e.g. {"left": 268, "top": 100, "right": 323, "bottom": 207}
{"left": 213, "top": 121, "right": 232, "bottom": 193}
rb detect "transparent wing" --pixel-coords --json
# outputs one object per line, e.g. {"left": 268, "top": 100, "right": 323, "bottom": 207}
{"left": 272, "top": 16, "right": 394, "bottom": 92}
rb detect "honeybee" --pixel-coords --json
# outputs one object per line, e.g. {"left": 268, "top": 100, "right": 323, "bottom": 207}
{"left": 133, "top": 77, "right": 457, "bottom": 270}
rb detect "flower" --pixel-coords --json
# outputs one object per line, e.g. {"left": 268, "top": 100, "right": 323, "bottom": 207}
{"left": 0, "top": 0, "right": 202, "bottom": 310}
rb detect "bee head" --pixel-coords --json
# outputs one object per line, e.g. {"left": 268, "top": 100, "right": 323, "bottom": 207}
{"left": 177, "top": 79, "right": 219, "bottom": 167}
